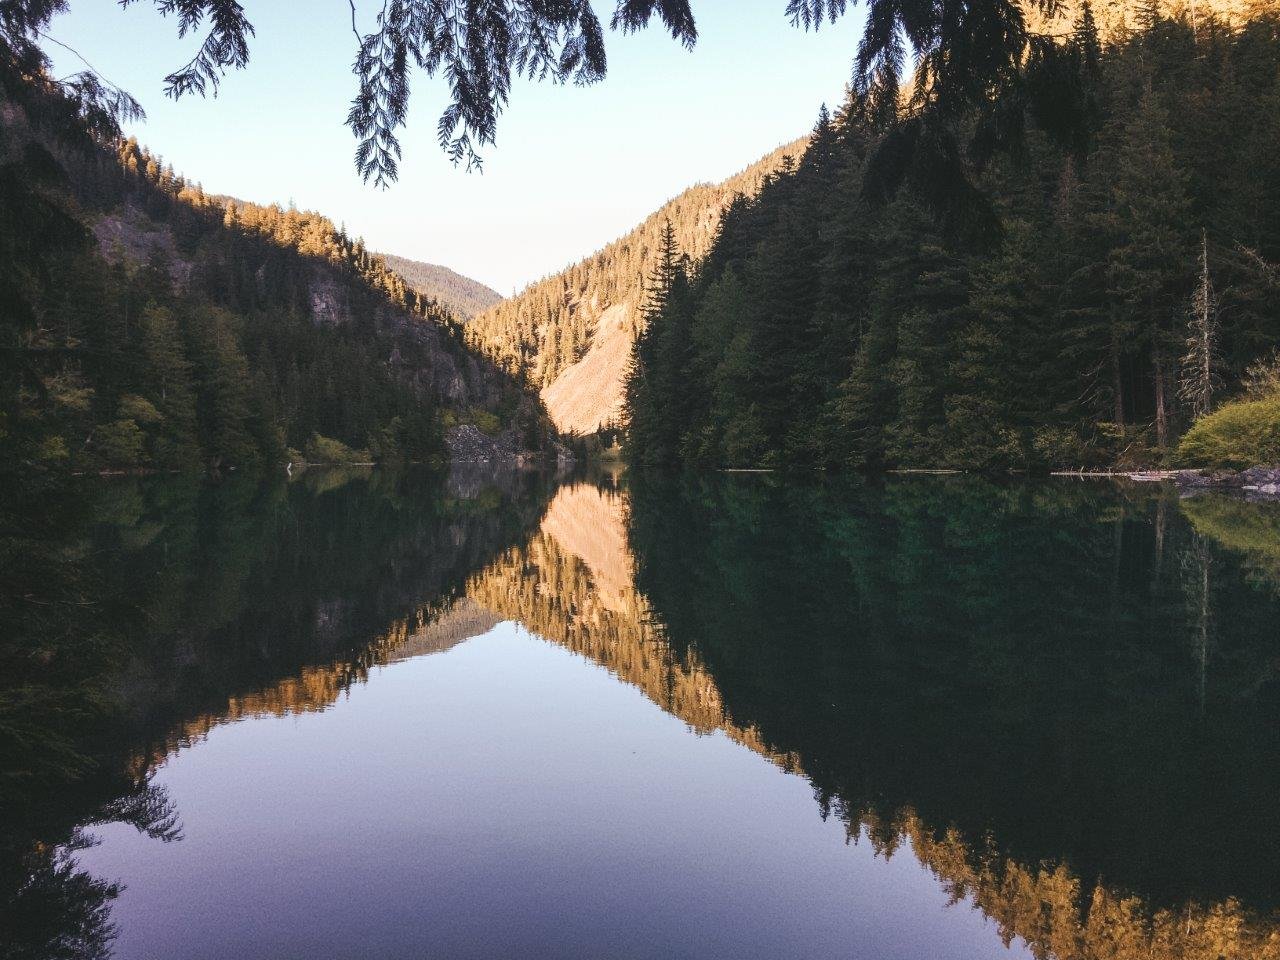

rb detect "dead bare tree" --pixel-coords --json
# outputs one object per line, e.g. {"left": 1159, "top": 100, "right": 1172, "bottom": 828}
{"left": 1179, "top": 228, "right": 1221, "bottom": 419}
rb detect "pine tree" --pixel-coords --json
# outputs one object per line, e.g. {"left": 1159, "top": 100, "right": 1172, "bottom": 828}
{"left": 625, "top": 220, "right": 687, "bottom": 466}
{"left": 133, "top": 305, "right": 197, "bottom": 465}
{"left": 1106, "top": 82, "right": 1191, "bottom": 450}
{"left": 185, "top": 307, "right": 261, "bottom": 468}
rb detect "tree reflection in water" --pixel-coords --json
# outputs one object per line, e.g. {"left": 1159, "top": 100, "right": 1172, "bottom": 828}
{"left": 4, "top": 468, "right": 1280, "bottom": 959}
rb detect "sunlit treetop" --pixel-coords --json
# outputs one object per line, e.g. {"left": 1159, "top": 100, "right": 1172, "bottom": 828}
{"left": 1, "top": 0, "right": 1064, "bottom": 188}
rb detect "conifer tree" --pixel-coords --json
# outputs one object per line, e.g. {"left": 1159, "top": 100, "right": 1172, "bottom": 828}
{"left": 1106, "top": 81, "right": 1191, "bottom": 449}
{"left": 616, "top": 12, "right": 1280, "bottom": 472}
{"left": 138, "top": 304, "right": 199, "bottom": 465}
{"left": 625, "top": 220, "right": 686, "bottom": 466}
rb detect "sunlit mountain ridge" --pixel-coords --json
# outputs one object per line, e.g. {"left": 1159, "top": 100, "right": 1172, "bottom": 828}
{"left": 466, "top": 140, "right": 806, "bottom": 435}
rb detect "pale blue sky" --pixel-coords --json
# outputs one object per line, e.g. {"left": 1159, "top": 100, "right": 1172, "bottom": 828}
{"left": 47, "top": 1, "right": 866, "bottom": 293}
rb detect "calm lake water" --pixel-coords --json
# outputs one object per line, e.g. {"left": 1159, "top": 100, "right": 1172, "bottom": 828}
{"left": 4, "top": 468, "right": 1280, "bottom": 959}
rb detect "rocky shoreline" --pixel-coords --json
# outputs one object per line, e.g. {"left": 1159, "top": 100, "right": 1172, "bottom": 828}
{"left": 444, "top": 424, "right": 574, "bottom": 469}
{"left": 1173, "top": 466, "right": 1280, "bottom": 498}
{"left": 1051, "top": 466, "right": 1280, "bottom": 499}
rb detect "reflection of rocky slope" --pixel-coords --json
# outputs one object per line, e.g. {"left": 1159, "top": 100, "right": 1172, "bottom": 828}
{"left": 2, "top": 469, "right": 554, "bottom": 960}
{"left": 853, "top": 808, "right": 1280, "bottom": 960}
{"left": 466, "top": 484, "right": 799, "bottom": 767}
{"left": 137, "top": 598, "right": 502, "bottom": 771}
{"left": 19, "top": 476, "right": 1280, "bottom": 960}
{"left": 111, "top": 475, "right": 545, "bottom": 758}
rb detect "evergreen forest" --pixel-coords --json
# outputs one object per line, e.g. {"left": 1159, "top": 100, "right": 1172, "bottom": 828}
{"left": 627, "top": 9, "right": 1280, "bottom": 471}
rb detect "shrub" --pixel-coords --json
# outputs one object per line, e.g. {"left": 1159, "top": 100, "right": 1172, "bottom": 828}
{"left": 96, "top": 419, "right": 146, "bottom": 467}
{"left": 1241, "top": 350, "right": 1280, "bottom": 401}
{"left": 1176, "top": 395, "right": 1280, "bottom": 468}
{"left": 469, "top": 409, "right": 502, "bottom": 436}
{"left": 118, "top": 394, "right": 163, "bottom": 424}
{"left": 304, "top": 433, "right": 369, "bottom": 464}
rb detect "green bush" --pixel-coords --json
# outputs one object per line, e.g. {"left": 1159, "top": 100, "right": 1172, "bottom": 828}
{"left": 96, "top": 419, "right": 146, "bottom": 467}
{"left": 1176, "top": 395, "right": 1280, "bottom": 469}
{"left": 469, "top": 409, "right": 502, "bottom": 436}
{"left": 118, "top": 394, "right": 163, "bottom": 425}
{"left": 304, "top": 433, "right": 369, "bottom": 464}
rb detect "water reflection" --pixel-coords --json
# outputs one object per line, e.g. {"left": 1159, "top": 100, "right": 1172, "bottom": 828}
{"left": 625, "top": 474, "right": 1280, "bottom": 960}
{"left": 1, "top": 467, "right": 551, "bottom": 958}
{"left": 3, "top": 469, "right": 1280, "bottom": 959}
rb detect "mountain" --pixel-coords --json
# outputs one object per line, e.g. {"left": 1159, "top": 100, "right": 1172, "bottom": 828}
{"left": 379, "top": 253, "right": 502, "bottom": 320}
{"left": 1, "top": 79, "right": 552, "bottom": 473}
{"left": 466, "top": 139, "right": 807, "bottom": 436}
{"left": 626, "top": 9, "right": 1280, "bottom": 471}
{"left": 1029, "top": 0, "right": 1273, "bottom": 37}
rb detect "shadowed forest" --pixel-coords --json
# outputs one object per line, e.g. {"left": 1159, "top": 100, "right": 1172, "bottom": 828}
{"left": 627, "top": 11, "right": 1280, "bottom": 470}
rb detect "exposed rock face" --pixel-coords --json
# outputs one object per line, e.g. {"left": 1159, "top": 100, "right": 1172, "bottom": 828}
{"left": 291, "top": 267, "right": 499, "bottom": 410}
{"left": 540, "top": 302, "right": 633, "bottom": 435}
{"left": 445, "top": 425, "right": 574, "bottom": 467}
{"left": 445, "top": 425, "right": 522, "bottom": 463}
{"left": 1177, "top": 466, "right": 1280, "bottom": 498}
{"left": 92, "top": 209, "right": 193, "bottom": 289}
{"left": 93, "top": 203, "right": 525, "bottom": 443}
{"left": 470, "top": 139, "right": 807, "bottom": 437}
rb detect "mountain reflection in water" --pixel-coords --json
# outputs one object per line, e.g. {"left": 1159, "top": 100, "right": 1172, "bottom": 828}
{"left": 3, "top": 468, "right": 1280, "bottom": 959}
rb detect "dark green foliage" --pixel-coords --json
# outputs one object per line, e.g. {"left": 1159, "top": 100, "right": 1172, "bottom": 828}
{"left": 627, "top": 13, "right": 1280, "bottom": 471}
{"left": 3, "top": 0, "right": 1064, "bottom": 185}
{"left": 624, "top": 220, "right": 696, "bottom": 467}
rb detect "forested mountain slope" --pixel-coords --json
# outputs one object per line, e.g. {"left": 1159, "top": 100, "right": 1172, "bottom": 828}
{"left": 628, "top": 9, "right": 1280, "bottom": 470}
{"left": 466, "top": 140, "right": 806, "bottom": 435}
{"left": 379, "top": 253, "right": 502, "bottom": 320}
{"left": 1031, "top": 0, "right": 1274, "bottom": 37}
{"left": 1, "top": 82, "right": 548, "bottom": 473}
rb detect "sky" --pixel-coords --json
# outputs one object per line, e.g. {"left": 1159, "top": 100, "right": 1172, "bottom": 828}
{"left": 46, "top": 1, "right": 867, "bottom": 294}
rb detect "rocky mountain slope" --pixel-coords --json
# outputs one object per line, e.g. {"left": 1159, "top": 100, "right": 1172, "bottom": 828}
{"left": 2, "top": 81, "right": 553, "bottom": 470}
{"left": 467, "top": 139, "right": 807, "bottom": 435}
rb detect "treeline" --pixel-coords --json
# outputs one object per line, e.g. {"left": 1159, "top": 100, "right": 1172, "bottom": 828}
{"left": 380, "top": 253, "right": 502, "bottom": 320}
{"left": 2, "top": 76, "right": 535, "bottom": 474}
{"left": 627, "top": 10, "right": 1280, "bottom": 470}
{"left": 467, "top": 140, "right": 804, "bottom": 391}
{"left": 111, "top": 138, "right": 459, "bottom": 322}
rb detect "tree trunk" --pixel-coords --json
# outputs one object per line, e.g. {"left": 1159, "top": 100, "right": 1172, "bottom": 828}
{"left": 1154, "top": 355, "right": 1169, "bottom": 449}
{"left": 1111, "top": 333, "right": 1125, "bottom": 424}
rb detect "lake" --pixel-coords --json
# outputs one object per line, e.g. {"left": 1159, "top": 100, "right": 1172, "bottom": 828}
{"left": 4, "top": 468, "right": 1280, "bottom": 959}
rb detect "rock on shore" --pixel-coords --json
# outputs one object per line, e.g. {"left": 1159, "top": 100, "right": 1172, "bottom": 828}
{"left": 1176, "top": 466, "right": 1280, "bottom": 497}
{"left": 445, "top": 424, "right": 574, "bottom": 468}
